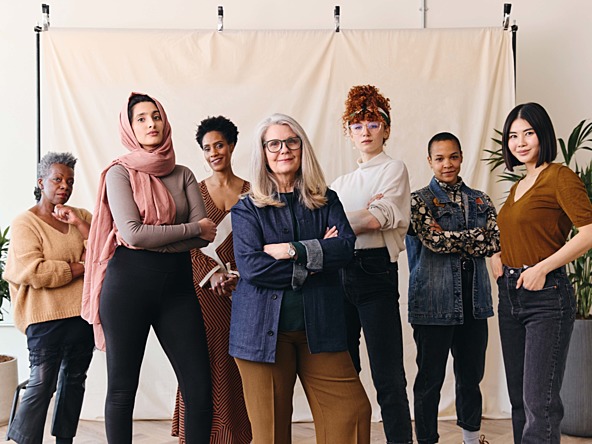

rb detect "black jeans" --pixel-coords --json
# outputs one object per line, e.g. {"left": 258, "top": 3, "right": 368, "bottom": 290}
{"left": 7, "top": 322, "right": 94, "bottom": 444}
{"left": 498, "top": 265, "right": 575, "bottom": 444}
{"left": 100, "top": 247, "right": 212, "bottom": 444}
{"left": 412, "top": 262, "right": 488, "bottom": 444}
{"left": 342, "top": 248, "right": 412, "bottom": 444}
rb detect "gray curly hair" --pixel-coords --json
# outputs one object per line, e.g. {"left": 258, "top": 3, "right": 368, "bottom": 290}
{"left": 34, "top": 152, "right": 77, "bottom": 202}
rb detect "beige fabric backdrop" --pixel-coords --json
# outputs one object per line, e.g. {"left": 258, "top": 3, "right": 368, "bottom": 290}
{"left": 41, "top": 27, "right": 514, "bottom": 421}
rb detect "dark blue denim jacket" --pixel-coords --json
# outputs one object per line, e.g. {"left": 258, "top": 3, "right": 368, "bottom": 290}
{"left": 229, "top": 189, "right": 355, "bottom": 363}
{"left": 406, "top": 177, "right": 494, "bottom": 325}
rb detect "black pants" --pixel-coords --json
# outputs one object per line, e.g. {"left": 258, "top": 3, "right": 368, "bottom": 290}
{"left": 342, "top": 249, "right": 412, "bottom": 444}
{"left": 7, "top": 318, "right": 94, "bottom": 444}
{"left": 100, "top": 247, "right": 212, "bottom": 444}
{"left": 412, "top": 262, "right": 488, "bottom": 444}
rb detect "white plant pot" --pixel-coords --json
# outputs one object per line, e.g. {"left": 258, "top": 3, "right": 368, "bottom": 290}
{"left": 0, "top": 355, "right": 18, "bottom": 426}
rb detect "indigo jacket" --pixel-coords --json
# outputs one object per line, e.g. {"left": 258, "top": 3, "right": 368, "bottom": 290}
{"left": 229, "top": 189, "right": 355, "bottom": 363}
{"left": 406, "top": 177, "right": 496, "bottom": 325}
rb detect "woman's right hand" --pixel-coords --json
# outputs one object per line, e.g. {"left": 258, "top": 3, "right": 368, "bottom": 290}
{"left": 198, "top": 218, "right": 217, "bottom": 242}
{"left": 491, "top": 252, "right": 503, "bottom": 278}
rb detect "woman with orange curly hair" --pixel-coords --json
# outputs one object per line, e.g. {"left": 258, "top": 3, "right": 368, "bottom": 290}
{"left": 331, "top": 85, "right": 413, "bottom": 444}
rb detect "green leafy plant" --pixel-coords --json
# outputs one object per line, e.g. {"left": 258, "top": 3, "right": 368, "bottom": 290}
{"left": 484, "top": 120, "right": 592, "bottom": 318}
{"left": 0, "top": 226, "right": 10, "bottom": 321}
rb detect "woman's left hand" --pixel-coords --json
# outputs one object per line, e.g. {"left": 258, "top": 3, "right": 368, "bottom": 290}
{"left": 366, "top": 193, "right": 384, "bottom": 208}
{"left": 516, "top": 264, "right": 548, "bottom": 291}
{"left": 209, "top": 272, "right": 238, "bottom": 297}
{"left": 324, "top": 226, "right": 338, "bottom": 239}
{"left": 52, "top": 204, "right": 80, "bottom": 225}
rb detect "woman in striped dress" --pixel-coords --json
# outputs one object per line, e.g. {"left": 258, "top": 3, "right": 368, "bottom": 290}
{"left": 172, "top": 116, "right": 251, "bottom": 444}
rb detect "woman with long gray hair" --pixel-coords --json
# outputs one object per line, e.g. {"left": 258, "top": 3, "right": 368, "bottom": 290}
{"left": 229, "top": 113, "right": 371, "bottom": 443}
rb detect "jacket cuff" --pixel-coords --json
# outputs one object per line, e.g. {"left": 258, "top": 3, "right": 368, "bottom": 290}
{"left": 291, "top": 262, "right": 308, "bottom": 289}
{"left": 300, "top": 239, "right": 323, "bottom": 272}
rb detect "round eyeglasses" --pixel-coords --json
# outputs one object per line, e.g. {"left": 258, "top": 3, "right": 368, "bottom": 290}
{"left": 349, "top": 122, "right": 382, "bottom": 135}
{"left": 263, "top": 136, "right": 302, "bottom": 153}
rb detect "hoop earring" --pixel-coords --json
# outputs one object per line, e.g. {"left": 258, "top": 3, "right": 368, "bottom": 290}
{"left": 203, "top": 163, "right": 211, "bottom": 173}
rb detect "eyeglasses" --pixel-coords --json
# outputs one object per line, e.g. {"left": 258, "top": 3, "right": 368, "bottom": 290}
{"left": 349, "top": 122, "right": 382, "bottom": 135}
{"left": 263, "top": 136, "right": 302, "bottom": 153}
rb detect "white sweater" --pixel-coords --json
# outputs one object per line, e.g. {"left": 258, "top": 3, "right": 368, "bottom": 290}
{"left": 331, "top": 151, "right": 410, "bottom": 262}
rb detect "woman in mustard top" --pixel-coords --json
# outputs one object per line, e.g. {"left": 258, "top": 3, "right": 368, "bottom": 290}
{"left": 492, "top": 102, "right": 592, "bottom": 444}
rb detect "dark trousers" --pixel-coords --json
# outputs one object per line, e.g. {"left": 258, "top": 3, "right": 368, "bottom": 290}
{"left": 100, "top": 247, "right": 212, "bottom": 444}
{"left": 342, "top": 248, "right": 412, "bottom": 444}
{"left": 7, "top": 321, "right": 94, "bottom": 444}
{"left": 498, "top": 266, "right": 575, "bottom": 444}
{"left": 412, "top": 263, "right": 488, "bottom": 444}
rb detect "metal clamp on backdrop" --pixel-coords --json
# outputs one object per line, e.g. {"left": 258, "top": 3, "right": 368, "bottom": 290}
{"left": 218, "top": 5, "right": 224, "bottom": 32}
{"left": 502, "top": 3, "right": 511, "bottom": 30}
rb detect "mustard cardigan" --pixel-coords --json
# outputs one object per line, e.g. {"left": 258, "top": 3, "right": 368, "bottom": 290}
{"left": 4, "top": 208, "right": 91, "bottom": 333}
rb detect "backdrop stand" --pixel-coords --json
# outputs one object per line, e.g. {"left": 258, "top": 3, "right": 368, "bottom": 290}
{"left": 34, "top": 4, "right": 50, "bottom": 166}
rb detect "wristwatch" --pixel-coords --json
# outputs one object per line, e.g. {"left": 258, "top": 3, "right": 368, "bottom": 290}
{"left": 287, "top": 243, "right": 297, "bottom": 260}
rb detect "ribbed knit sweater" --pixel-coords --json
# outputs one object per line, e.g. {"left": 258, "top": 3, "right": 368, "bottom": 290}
{"left": 4, "top": 208, "right": 91, "bottom": 333}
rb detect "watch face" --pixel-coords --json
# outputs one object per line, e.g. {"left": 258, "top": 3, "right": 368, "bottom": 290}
{"left": 288, "top": 244, "right": 296, "bottom": 257}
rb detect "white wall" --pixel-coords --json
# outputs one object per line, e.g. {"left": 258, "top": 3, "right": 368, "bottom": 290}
{"left": 2, "top": 0, "right": 591, "bottom": 230}
{"left": 1, "top": 0, "right": 590, "bottom": 405}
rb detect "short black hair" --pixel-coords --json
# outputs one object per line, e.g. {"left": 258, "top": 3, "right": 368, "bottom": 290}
{"left": 501, "top": 102, "right": 557, "bottom": 171}
{"left": 195, "top": 116, "right": 239, "bottom": 149}
{"left": 127, "top": 94, "right": 156, "bottom": 123}
{"left": 427, "top": 132, "right": 462, "bottom": 156}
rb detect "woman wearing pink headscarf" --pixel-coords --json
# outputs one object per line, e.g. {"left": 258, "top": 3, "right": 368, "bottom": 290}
{"left": 82, "top": 93, "right": 216, "bottom": 443}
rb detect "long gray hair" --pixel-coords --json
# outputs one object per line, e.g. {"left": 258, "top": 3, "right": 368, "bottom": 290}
{"left": 34, "top": 152, "right": 77, "bottom": 202}
{"left": 248, "top": 113, "right": 327, "bottom": 209}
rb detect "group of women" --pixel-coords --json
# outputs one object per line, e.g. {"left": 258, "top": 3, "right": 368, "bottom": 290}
{"left": 3, "top": 84, "right": 592, "bottom": 444}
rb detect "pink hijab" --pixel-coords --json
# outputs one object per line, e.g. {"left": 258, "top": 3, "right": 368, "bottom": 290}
{"left": 82, "top": 93, "right": 177, "bottom": 350}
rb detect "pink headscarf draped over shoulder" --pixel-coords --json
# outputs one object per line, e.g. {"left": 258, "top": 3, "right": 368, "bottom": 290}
{"left": 82, "top": 93, "right": 177, "bottom": 351}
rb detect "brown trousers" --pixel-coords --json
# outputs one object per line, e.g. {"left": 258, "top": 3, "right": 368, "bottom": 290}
{"left": 235, "top": 330, "right": 371, "bottom": 444}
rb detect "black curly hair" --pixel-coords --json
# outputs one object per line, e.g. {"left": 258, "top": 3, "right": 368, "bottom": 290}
{"left": 195, "top": 116, "right": 239, "bottom": 149}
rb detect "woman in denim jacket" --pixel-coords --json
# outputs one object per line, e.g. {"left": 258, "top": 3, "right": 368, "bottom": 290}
{"left": 230, "top": 113, "right": 371, "bottom": 444}
{"left": 406, "top": 132, "right": 500, "bottom": 444}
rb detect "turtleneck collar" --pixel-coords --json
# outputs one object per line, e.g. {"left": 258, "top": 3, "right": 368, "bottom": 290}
{"left": 357, "top": 151, "right": 389, "bottom": 170}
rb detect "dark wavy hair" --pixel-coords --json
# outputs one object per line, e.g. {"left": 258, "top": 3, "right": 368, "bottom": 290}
{"left": 127, "top": 94, "right": 156, "bottom": 123}
{"left": 501, "top": 102, "right": 557, "bottom": 171}
{"left": 195, "top": 115, "right": 239, "bottom": 149}
{"left": 34, "top": 152, "right": 77, "bottom": 202}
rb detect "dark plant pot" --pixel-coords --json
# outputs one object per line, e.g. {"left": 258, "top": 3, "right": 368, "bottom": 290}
{"left": 560, "top": 318, "right": 592, "bottom": 437}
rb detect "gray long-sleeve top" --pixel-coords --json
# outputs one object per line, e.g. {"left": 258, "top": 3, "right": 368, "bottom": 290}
{"left": 105, "top": 164, "right": 209, "bottom": 253}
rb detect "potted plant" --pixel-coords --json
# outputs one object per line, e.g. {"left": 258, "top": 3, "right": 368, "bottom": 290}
{"left": 0, "top": 226, "right": 10, "bottom": 321}
{"left": 484, "top": 119, "right": 592, "bottom": 436}
{"left": 0, "top": 225, "right": 17, "bottom": 426}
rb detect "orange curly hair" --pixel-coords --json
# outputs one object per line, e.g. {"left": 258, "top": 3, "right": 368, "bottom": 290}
{"left": 342, "top": 85, "right": 391, "bottom": 135}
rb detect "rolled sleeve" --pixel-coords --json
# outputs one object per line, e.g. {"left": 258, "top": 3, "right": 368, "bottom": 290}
{"left": 300, "top": 239, "right": 323, "bottom": 272}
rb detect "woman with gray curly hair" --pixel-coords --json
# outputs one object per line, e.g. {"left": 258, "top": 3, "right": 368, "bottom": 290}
{"left": 4, "top": 151, "right": 94, "bottom": 444}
